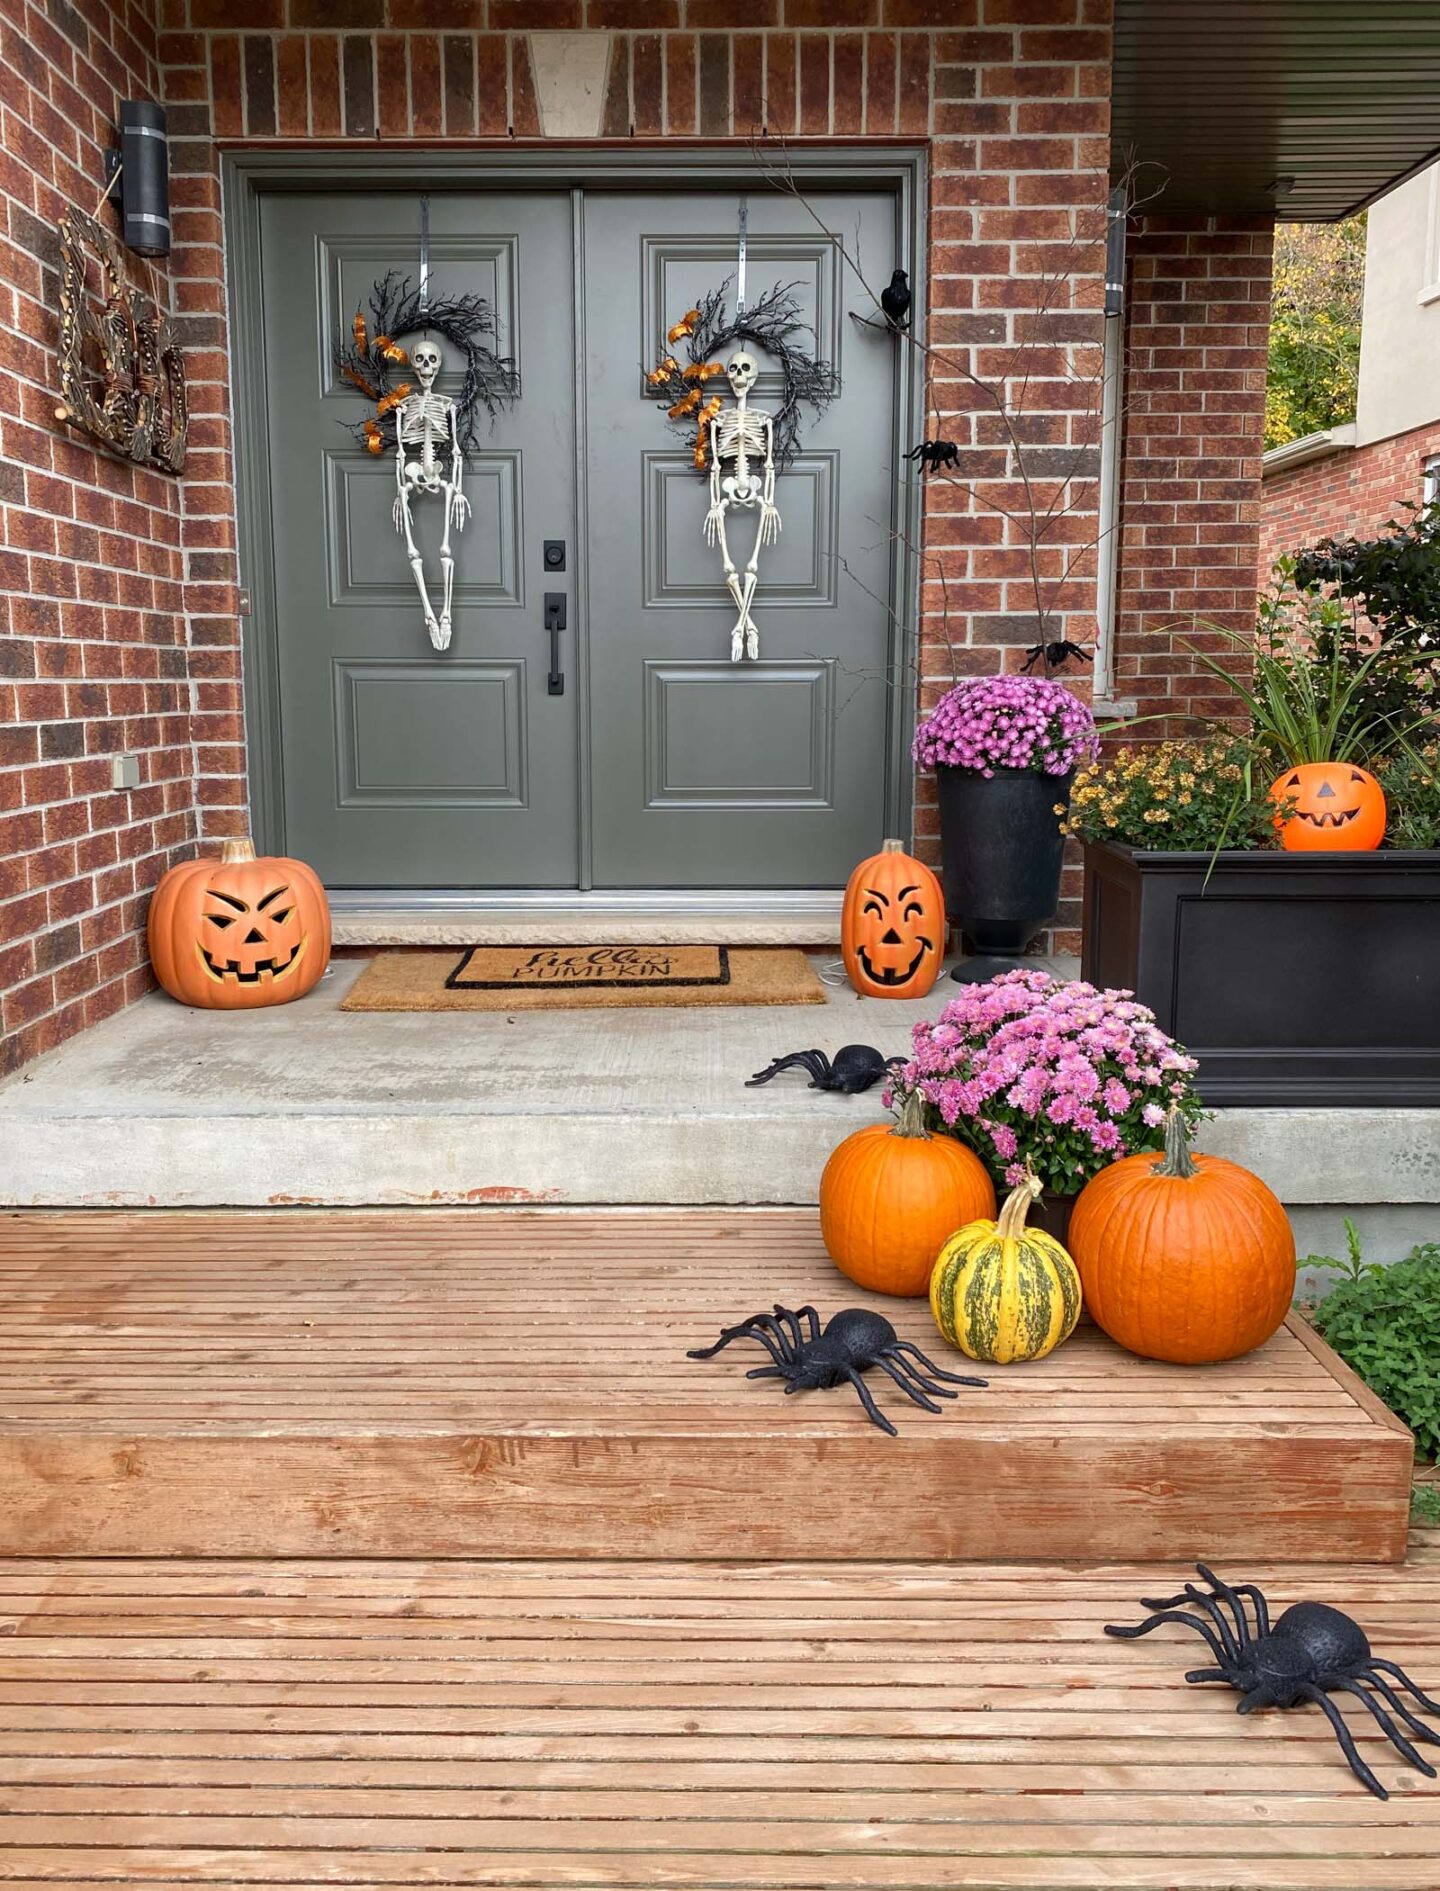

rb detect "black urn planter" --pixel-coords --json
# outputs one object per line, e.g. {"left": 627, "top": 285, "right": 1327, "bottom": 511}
{"left": 1082, "top": 840, "right": 1440, "bottom": 1107}
{"left": 936, "top": 766, "right": 1073, "bottom": 983}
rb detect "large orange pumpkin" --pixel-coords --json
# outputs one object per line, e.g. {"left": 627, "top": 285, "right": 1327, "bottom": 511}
{"left": 820, "top": 1088, "right": 996, "bottom": 1296}
{"left": 1268, "top": 762, "right": 1386, "bottom": 852}
{"left": 148, "top": 838, "right": 331, "bottom": 1010}
{"left": 1067, "top": 1106, "right": 1295, "bottom": 1364}
{"left": 841, "top": 838, "right": 945, "bottom": 999}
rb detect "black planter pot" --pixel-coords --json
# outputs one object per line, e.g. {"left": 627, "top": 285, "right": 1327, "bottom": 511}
{"left": 936, "top": 766, "right": 1073, "bottom": 983}
{"left": 1082, "top": 839, "right": 1440, "bottom": 1106}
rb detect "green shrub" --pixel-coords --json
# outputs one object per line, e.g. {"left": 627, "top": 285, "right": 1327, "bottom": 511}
{"left": 1309, "top": 1231, "right": 1440, "bottom": 1461}
{"left": 1413, "top": 1482, "right": 1440, "bottom": 1527}
{"left": 1375, "top": 744, "right": 1440, "bottom": 849}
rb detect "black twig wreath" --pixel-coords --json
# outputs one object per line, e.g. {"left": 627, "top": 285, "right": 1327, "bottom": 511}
{"left": 332, "top": 270, "right": 517, "bottom": 457}
{"left": 645, "top": 279, "right": 837, "bottom": 475}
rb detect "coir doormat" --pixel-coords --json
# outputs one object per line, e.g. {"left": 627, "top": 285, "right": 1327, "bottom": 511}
{"left": 341, "top": 945, "right": 827, "bottom": 1011}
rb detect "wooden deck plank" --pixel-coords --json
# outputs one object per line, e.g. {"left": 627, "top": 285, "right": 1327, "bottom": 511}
{"left": 0, "top": 1209, "right": 1413, "bottom": 1562}
{"left": 0, "top": 1555, "right": 1435, "bottom": 1890}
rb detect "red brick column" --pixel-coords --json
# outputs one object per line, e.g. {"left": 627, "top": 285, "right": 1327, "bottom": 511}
{"left": 1112, "top": 214, "right": 1275, "bottom": 730}
{"left": 0, "top": 0, "right": 193, "bottom": 1075}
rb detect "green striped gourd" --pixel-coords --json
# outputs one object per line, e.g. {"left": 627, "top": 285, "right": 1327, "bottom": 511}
{"left": 929, "top": 1175, "right": 1082, "bottom": 1365}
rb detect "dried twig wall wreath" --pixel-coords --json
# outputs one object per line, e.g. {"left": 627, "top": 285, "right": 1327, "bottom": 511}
{"left": 331, "top": 265, "right": 518, "bottom": 651}
{"left": 645, "top": 279, "right": 836, "bottom": 474}
{"left": 55, "top": 206, "right": 187, "bottom": 475}
{"left": 331, "top": 268, "right": 517, "bottom": 457}
{"left": 646, "top": 279, "right": 836, "bottom": 661}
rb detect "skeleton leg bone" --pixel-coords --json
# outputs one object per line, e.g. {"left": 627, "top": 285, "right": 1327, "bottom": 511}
{"left": 712, "top": 505, "right": 762, "bottom": 662}
{"left": 437, "top": 478, "right": 469, "bottom": 646}
{"left": 393, "top": 485, "right": 444, "bottom": 648}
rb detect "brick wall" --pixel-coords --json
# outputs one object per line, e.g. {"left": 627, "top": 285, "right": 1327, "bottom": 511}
{"left": 1258, "top": 419, "right": 1440, "bottom": 583}
{"left": 0, "top": 0, "right": 196, "bottom": 1077}
{"left": 1111, "top": 214, "right": 1274, "bottom": 731}
{"left": 159, "top": 0, "right": 1113, "bottom": 957}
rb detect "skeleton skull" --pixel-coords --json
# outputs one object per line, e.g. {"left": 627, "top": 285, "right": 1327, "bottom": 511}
{"left": 411, "top": 337, "right": 443, "bottom": 387}
{"left": 726, "top": 349, "right": 758, "bottom": 396}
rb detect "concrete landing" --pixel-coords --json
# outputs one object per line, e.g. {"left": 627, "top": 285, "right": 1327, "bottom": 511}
{"left": 1, "top": 956, "right": 1438, "bottom": 1253}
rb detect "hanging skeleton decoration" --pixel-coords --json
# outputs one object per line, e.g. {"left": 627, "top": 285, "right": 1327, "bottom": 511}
{"left": 333, "top": 264, "right": 515, "bottom": 651}
{"left": 391, "top": 337, "right": 469, "bottom": 650}
{"left": 647, "top": 282, "right": 836, "bottom": 664}
{"left": 705, "top": 350, "right": 780, "bottom": 661}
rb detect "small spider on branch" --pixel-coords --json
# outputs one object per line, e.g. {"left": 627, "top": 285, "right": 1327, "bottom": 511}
{"left": 1022, "top": 639, "right": 1091, "bottom": 674}
{"left": 905, "top": 439, "right": 961, "bottom": 477}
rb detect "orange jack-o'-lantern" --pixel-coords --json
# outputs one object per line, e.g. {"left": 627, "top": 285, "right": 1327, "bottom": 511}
{"left": 148, "top": 838, "right": 331, "bottom": 1010}
{"left": 841, "top": 839, "right": 945, "bottom": 999}
{"left": 1267, "top": 762, "right": 1386, "bottom": 853}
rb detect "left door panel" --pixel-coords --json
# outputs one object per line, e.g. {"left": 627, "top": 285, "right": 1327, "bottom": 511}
{"left": 259, "top": 192, "right": 579, "bottom": 888}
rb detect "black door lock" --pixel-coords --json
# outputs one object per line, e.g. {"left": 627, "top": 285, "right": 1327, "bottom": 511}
{"left": 544, "top": 593, "right": 566, "bottom": 696}
{"left": 543, "top": 540, "right": 566, "bottom": 571}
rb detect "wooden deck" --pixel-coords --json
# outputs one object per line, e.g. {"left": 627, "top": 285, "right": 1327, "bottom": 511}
{"left": 0, "top": 1548, "right": 1436, "bottom": 1888}
{"left": 0, "top": 1208, "right": 1413, "bottom": 1563}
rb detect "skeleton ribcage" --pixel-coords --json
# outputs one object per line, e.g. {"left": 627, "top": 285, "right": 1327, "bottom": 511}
{"left": 710, "top": 409, "right": 769, "bottom": 464}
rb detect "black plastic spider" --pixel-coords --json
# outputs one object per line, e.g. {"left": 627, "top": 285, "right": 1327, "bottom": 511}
{"left": 905, "top": 438, "right": 960, "bottom": 476}
{"left": 687, "top": 1304, "right": 985, "bottom": 1436}
{"left": 1022, "top": 638, "right": 1091, "bottom": 673}
{"left": 1105, "top": 1563, "right": 1440, "bottom": 1799}
{"left": 745, "top": 1045, "right": 900, "bottom": 1095}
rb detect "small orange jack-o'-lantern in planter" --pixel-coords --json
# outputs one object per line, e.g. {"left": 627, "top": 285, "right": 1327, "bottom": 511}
{"left": 1267, "top": 762, "right": 1386, "bottom": 853}
{"left": 148, "top": 838, "right": 331, "bottom": 1010}
{"left": 841, "top": 839, "right": 945, "bottom": 999}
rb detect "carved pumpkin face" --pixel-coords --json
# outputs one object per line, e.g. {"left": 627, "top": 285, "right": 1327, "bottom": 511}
{"left": 841, "top": 840, "right": 945, "bottom": 999}
{"left": 148, "top": 840, "right": 331, "bottom": 1010}
{"left": 1268, "top": 762, "right": 1386, "bottom": 853}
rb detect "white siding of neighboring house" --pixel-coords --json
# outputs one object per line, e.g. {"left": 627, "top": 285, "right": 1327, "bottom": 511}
{"left": 1355, "top": 160, "right": 1440, "bottom": 448}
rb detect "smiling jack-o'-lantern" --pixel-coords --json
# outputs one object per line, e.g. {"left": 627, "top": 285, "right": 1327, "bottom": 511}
{"left": 1267, "top": 762, "right": 1386, "bottom": 853}
{"left": 148, "top": 838, "right": 331, "bottom": 1010}
{"left": 841, "top": 839, "right": 945, "bottom": 999}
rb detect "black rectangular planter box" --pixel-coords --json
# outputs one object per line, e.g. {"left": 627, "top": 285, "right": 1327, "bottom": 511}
{"left": 1081, "top": 841, "right": 1440, "bottom": 1108}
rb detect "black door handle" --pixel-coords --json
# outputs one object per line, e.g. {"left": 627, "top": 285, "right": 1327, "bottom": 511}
{"left": 544, "top": 593, "right": 566, "bottom": 696}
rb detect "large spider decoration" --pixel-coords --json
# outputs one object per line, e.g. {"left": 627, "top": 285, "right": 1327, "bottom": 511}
{"left": 745, "top": 1045, "right": 900, "bottom": 1095}
{"left": 905, "top": 438, "right": 960, "bottom": 476}
{"left": 688, "top": 1304, "right": 985, "bottom": 1436}
{"left": 1105, "top": 1563, "right": 1440, "bottom": 1799}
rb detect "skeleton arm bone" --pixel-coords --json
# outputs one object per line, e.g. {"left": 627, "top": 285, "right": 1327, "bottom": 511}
{"left": 704, "top": 449, "right": 725, "bottom": 546}
{"left": 392, "top": 429, "right": 409, "bottom": 531}
{"left": 447, "top": 403, "right": 470, "bottom": 531}
{"left": 759, "top": 416, "right": 781, "bottom": 545}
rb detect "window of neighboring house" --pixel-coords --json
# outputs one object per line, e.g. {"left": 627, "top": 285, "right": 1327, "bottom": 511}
{"left": 1425, "top": 454, "right": 1440, "bottom": 507}
{"left": 1421, "top": 166, "right": 1440, "bottom": 306}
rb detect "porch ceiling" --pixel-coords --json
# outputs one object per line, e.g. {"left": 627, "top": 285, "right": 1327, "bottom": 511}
{"left": 1112, "top": 0, "right": 1440, "bottom": 221}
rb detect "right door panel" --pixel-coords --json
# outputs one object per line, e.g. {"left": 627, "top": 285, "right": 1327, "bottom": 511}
{"left": 582, "top": 189, "right": 903, "bottom": 889}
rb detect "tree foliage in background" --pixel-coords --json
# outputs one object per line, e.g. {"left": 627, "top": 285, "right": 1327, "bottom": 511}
{"left": 1265, "top": 218, "right": 1365, "bottom": 450}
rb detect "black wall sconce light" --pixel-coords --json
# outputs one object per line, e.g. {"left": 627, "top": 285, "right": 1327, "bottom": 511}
{"left": 103, "top": 101, "right": 171, "bottom": 258}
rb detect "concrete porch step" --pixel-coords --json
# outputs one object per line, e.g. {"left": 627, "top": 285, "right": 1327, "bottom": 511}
{"left": 0, "top": 960, "right": 1437, "bottom": 1268}
{"left": 0, "top": 1208, "right": 1413, "bottom": 1563}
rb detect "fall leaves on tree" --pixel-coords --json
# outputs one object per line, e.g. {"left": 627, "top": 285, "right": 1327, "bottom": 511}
{"left": 1265, "top": 217, "right": 1365, "bottom": 450}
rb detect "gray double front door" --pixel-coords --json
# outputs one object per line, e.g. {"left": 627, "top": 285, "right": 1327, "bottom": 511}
{"left": 258, "top": 184, "right": 903, "bottom": 890}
